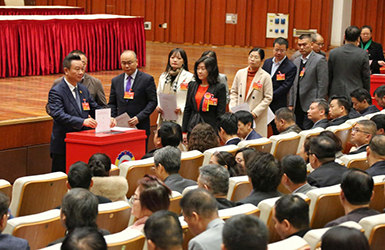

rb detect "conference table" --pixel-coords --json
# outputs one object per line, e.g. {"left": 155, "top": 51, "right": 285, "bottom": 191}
{"left": 0, "top": 6, "right": 84, "bottom": 15}
{"left": 0, "top": 14, "right": 145, "bottom": 77}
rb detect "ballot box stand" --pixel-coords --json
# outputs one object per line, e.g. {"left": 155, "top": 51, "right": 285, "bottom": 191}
{"left": 371, "top": 75, "right": 385, "bottom": 110}
{"left": 65, "top": 129, "right": 146, "bottom": 173}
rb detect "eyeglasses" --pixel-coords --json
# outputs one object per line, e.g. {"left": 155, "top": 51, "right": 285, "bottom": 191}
{"left": 308, "top": 151, "right": 318, "bottom": 158}
{"left": 121, "top": 60, "right": 136, "bottom": 66}
{"left": 128, "top": 194, "right": 140, "bottom": 206}
{"left": 352, "top": 127, "right": 370, "bottom": 134}
{"left": 315, "top": 43, "right": 324, "bottom": 47}
{"left": 235, "top": 157, "right": 244, "bottom": 163}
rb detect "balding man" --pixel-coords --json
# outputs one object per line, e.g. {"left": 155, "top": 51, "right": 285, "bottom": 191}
{"left": 349, "top": 120, "right": 377, "bottom": 155}
{"left": 366, "top": 135, "right": 385, "bottom": 176}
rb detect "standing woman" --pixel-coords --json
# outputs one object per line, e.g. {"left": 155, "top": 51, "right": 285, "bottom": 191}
{"left": 229, "top": 48, "right": 273, "bottom": 137}
{"left": 157, "top": 48, "right": 194, "bottom": 125}
{"left": 360, "top": 25, "right": 385, "bottom": 74}
{"left": 182, "top": 56, "right": 227, "bottom": 138}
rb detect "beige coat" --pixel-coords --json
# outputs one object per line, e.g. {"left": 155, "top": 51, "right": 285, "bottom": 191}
{"left": 229, "top": 67, "right": 273, "bottom": 137}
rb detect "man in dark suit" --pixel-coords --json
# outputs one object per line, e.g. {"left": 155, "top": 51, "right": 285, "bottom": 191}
{"left": 218, "top": 113, "right": 241, "bottom": 145}
{"left": 262, "top": 37, "right": 297, "bottom": 134}
{"left": 373, "top": 85, "right": 385, "bottom": 109}
{"left": 234, "top": 110, "right": 262, "bottom": 140}
{"left": 328, "top": 26, "right": 371, "bottom": 98}
{"left": 48, "top": 54, "right": 110, "bottom": 173}
{"left": 350, "top": 88, "right": 379, "bottom": 116}
{"left": 289, "top": 34, "right": 328, "bottom": 130}
{"left": 153, "top": 146, "right": 196, "bottom": 194}
{"left": 366, "top": 135, "right": 385, "bottom": 176}
{"left": 371, "top": 114, "right": 385, "bottom": 135}
{"left": 328, "top": 96, "right": 351, "bottom": 126}
{"left": 307, "top": 136, "right": 347, "bottom": 187}
{"left": 108, "top": 50, "right": 157, "bottom": 149}
{"left": 348, "top": 120, "right": 376, "bottom": 155}
{"left": 307, "top": 99, "right": 329, "bottom": 129}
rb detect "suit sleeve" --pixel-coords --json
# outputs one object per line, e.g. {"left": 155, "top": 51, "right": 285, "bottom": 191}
{"left": 136, "top": 76, "right": 157, "bottom": 122}
{"left": 229, "top": 70, "right": 240, "bottom": 109}
{"left": 317, "top": 56, "right": 329, "bottom": 99}
{"left": 188, "top": 239, "right": 205, "bottom": 250}
{"left": 328, "top": 52, "right": 334, "bottom": 93}
{"left": 182, "top": 82, "right": 194, "bottom": 132}
{"left": 215, "top": 83, "right": 227, "bottom": 118}
{"left": 307, "top": 175, "right": 320, "bottom": 188}
{"left": 252, "top": 75, "right": 273, "bottom": 117}
{"left": 273, "top": 64, "right": 297, "bottom": 99}
{"left": 108, "top": 79, "right": 118, "bottom": 117}
{"left": 361, "top": 53, "right": 371, "bottom": 92}
{"left": 93, "top": 78, "right": 108, "bottom": 108}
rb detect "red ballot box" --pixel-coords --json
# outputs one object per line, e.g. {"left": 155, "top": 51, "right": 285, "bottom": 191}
{"left": 370, "top": 75, "right": 385, "bottom": 110}
{"left": 65, "top": 129, "right": 147, "bottom": 173}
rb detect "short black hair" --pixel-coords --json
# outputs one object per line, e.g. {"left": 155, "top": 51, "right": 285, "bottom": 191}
{"left": 248, "top": 48, "right": 265, "bottom": 60}
{"left": 275, "top": 107, "right": 296, "bottom": 122}
{"left": 68, "top": 161, "right": 92, "bottom": 189}
{"left": 63, "top": 54, "right": 82, "bottom": 71}
{"left": 166, "top": 48, "right": 189, "bottom": 72}
{"left": 158, "top": 122, "right": 182, "bottom": 147}
{"left": 247, "top": 152, "right": 282, "bottom": 192}
{"left": 345, "top": 25, "right": 361, "bottom": 42}
{"left": 282, "top": 155, "right": 307, "bottom": 184}
{"left": 312, "top": 98, "right": 329, "bottom": 116}
{"left": 371, "top": 114, "right": 385, "bottom": 131}
{"left": 0, "top": 192, "right": 10, "bottom": 219}
{"left": 321, "top": 227, "right": 370, "bottom": 250}
{"left": 350, "top": 88, "right": 372, "bottom": 104}
{"left": 180, "top": 188, "right": 218, "bottom": 219}
{"left": 369, "top": 134, "right": 385, "bottom": 156}
{"left": 341, "top": 169, "right": 373, "bottom": 205}
{"left": 218, "top": 112, "right": 238, "bottom": 135}
{"left": 299, "top": 34, "right": 312, "bottom": 41}
{"left": 201, "top": 50, "right": 218, "bottom": 62}
{"left": 88, "top": 153, "right": 111, "bottom": 177}
{"left": 61, "top": 227, "right": 107, "bottom": 250}
{"left": 330, "top": 95, "right": 351, "bottom": 113}
{"left": 309, "top": 136, "right": 336, "bottom": 160}
{"left": 234, "top": 110, "right": 253, "bottom": 126}
{"left": 319, "top": 131, "right": 343, "bottom": 152}
{"left": 154, "top": 146, "right": 181, "bottom": 174}
{"left": 360, "top": 25, "right": 372, "bottom": 33}
{"left": 273, "top": 37, "right": 289, "bottom": 49}
{"left": 275, "top": 195, "right": 309, "bottom": 230}
{"left": 222, "top": 214, "right": 268, "bottom": 250}
{"left": 374, "top": 85, "right": 385, "bottom": 99}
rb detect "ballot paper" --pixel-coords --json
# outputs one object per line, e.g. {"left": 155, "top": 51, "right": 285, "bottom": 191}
{"left": 95, "top": 108, "right": 111, "bottom": 133}
{"left": 158, "top": 92, "right": 178, "bottom": 121}
{"left": 267, "top": 107, "right": 275, "bottom": 125}
{"left": 230, "top": 103, "right": 250, "bottom": 113}
{"left": 115, "top": 113, "right": 137, "bottom": 129}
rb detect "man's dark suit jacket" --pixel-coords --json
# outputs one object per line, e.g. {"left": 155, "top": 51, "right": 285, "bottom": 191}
{"left": 307, "top": 161, "right": 347, "bottom": 188}
{"left": 216, "top": 198, "right": 236, "bottom": 210}
{"left": 0, "top": 234, "right": 30, "bottom": 250}
{"left": 366, "top": 161, "right": 385, "bottom": 177}
{"left": 164, "top": 173, "right": 197, "bottom": 194}
{"left": 329, "top": 115, "right": 349, "bottom": 127}
{"left": 245, "top": 130, "right": 262, "bottom": 140}
{"left": 262, "top": 57, "right": 297, "bottom": 112}
{"left": 325, "top": 207, "right": 380, "bottom": 227}
{"left": 108, "top": 71, "right": 157, "bottom": 135}
{"left": 48, "top": 79, "right": 99, "bottom": 155}
{"left": 360, "top": 105, "right": 380, "bottom": 116}
{"left": 348, "top": 144, "right": 368, "bottom": 155}
{"left": 312, "top": 119, "right": 329, "bottom": 129}
{"left": 236, "top": 190, "right": 281, "bottom": 207}
{"left": 225, "top": 137, "right": 241, "bottom": 146}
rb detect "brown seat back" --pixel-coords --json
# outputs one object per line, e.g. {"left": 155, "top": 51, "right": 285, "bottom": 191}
{"left": 310, "top": 193, "right": 345, "bottom": 229}
{"left": 179, "top": 154, "right": 204, "bottom": 181}
{"left": 273, "top": 135, "right": 301, "bottom": 161}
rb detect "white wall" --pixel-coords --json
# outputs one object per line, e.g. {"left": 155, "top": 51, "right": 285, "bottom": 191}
{"left": 331, "top": 0, "right": 353, "bottom": 46}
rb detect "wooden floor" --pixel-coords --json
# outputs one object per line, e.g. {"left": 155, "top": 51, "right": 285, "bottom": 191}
{"left": 0, "top": 42, "right": 298, "bottom": 122}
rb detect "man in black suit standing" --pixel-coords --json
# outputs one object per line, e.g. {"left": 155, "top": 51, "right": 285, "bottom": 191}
{"left": 262, "top": 37, "right": 297, "bottom": 134}
{"left": 108, "top": 50, "right": 157, "bottom": 149}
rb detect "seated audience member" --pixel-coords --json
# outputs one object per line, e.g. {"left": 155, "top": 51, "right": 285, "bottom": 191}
{"left": 370, "top": 114, "right": 385, "bottom": 134}
{"left": 222, "top": 214, "right": 268, "bottom": 250}
{"left": 209, "top": 151, "right": 244, "bottom": 177}
{"left": 237, "top": 152, "right": 282, "bottom": 206}
{"left": 144, "top": 210, "right": 183, "bottom": 250}
{"left": 142, "top": 122, "right": 182, "bottom": 159}
{"left": 273, "top": 194, "right": 311, "bottom": 239}
{"left": 328, "top": 96, "right": 351, "bottom": 126}
{"left": 234, "top": 148, "right": 256, "bottom": 174}
{"left": 234, "top": 110, "right": 262, "bottom": 140}
{"left": 299, "top": 137, "right": 311, "bottom": 163}
{"left": 129, "top": 175, "right": 171, "bottom": 231}
{"left": 307, "top": 99, "right": 330, "bottom": 129}
{"left": 373, "top": 85, "right": 385, "bottom": 109}
{"left": 0, "top": 192, "right": 29, "bottom": 250}
{"left": 307, "top": 136, "right": 347, "bottom": 187}
{"left": 217, "top": 113, "right": 241, "bottom": 145}
{"left": 61, "top": 227, "right": 107, "bottom": 250}
{"left": 366, "top": 135, "right": 385, "bottom": 176}
{"left": 88, "top": 153, "right": 128, "bottom": 202}
{"left": 281, "top": 155, "right": 317, "bottom": 194}
{"left": 321, "top": 227, "right": 370, "bottom": 250}
{"left": 349, "top": 120, "right": 377, "bottom": 154}
{"left": 350, "top": 88, "right": 380, "bottom": 115}
{"left": 153, "top": 146, "right": 196, "bottom": 193}
{"left": 319, "top": 131, "right": 344, "bottom": 159}
{"left": 49, "top": 188, "right": 109, "bottom": 246}
{"left": 198, "top": 164, "right": 236, "bottom": 210}
{"left": 180, "top": 189, "right": 225, "bottom": 250}
{"left": 274, "top": 107, "right": 302, "bottom": 134}
{"left": 67, "top": 161, "right": 111, "bottom": 204}
{"left": 188, "top": 123, "right": 220, "bottom": 152}
{"left": 325, "top": 169, "right": 379, "bottom": 227}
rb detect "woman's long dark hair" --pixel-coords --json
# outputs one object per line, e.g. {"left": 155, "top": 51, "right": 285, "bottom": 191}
{"left": 165, "top": 48, "right": 189, "bottom": 72}
{"left": 194, "top": 56, "right": 219, "bottom": 86}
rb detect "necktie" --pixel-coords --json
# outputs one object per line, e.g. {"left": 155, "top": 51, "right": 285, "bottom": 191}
{"left": 126, "top": 76, "right": 132, "bottom": 92}
{"left": 74, "top": 87, "right": 82, "bottom": 111}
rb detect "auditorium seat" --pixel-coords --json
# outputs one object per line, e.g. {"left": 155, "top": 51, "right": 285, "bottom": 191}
{"left": 182, "top": 185, "right": 198, "bottom": 196}
{"left": 109, "top": 164, "right": 120, "bottom": 176}
{"left": 218, "top": 203, "right": 260, "bottom": 220}
{"left": 269, "top": 132, "right": 301, "bottom": 161}
{"left": 258, "top": 196, "right": 281, "bottom": 243}
{"left": 119, "top": 157, "right": 154, "bottom": 198}
{"left": 326, "top": 123, "right": 353, "bottom": 153}
{"left": 3, "top": 209, "right": 65, "bottom": 249}
{"left": 359, "top": 213, "right": 385, "bottom": 250}
{"left": 268, "top": 236, "right": 309, "bottom": 250}
{"left": 345, "top": 116, "right": 369, "bottom": 126}
{"left": 39, "top": 243, "right": 62, "bottom": 249}
{"left": 237, "top": 137, "right": 272, "bottom": 153}
{"left": 364, "top": 112, "right": 382, "bottom": 119}
{"left": 339, "top": 152, "right": 369, "bottom": 170}
{"left": 169, "top": 191, "right": 183, "bottom": 215}
{"left": 104, "top": 228, "right": 146, "bottom": 250}
{"left": 0, "top": 179, "right": 12, "bottom": 201}
{"left": 9, "top": 172, "right": 67, "bottom": 217}
{"left": 370, "top": 175, "right": 385, "bottom": 212}
{"left": 306, "top": 185, "right": 344, "bottom": 228}
{"left": 202, "top": 145, "right": 239, "bottom": 166}
{"left": 97, "top": 201, "right": 131, "bottom": 234}
{"left": 227, "top": 176, "right": 252, "bottom": 202}
{"left": 296, "top": 127, "right": 324, "bottom": 154}
{"left": 180, "top": 150, "right": 204, "bottom": 181}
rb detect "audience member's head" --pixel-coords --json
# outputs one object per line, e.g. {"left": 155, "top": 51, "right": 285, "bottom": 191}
{"left": 234, "top": 110, "right": 254, "bottom": 139}
{"left": 350, "top": 120, "right": 377, "bottom": 147}
{"left": 88, "top": 153, "right": 111, "bottom": 177}
{"left": 373, "top": 85, "right": 385, "bottom": 108}
{"left": 60, "top": 188, "right": 99, "bottom": 232}
{"left": 218, "top": 113, "right": 239, "bottom": 142}
{"left": 222, "top": 214, "right": 268, "bottom": 250}
{"left": 345, "top": 25, "right": 361, "bottom": 43}
{"left": 153, "top": 146, "right": 181, "bottom": 181}
{"left": 311, "top": 33, "right": 324, "bottom": 53}
{"left": 198, "top": 164, "right": 229, "bottom": 197}
{"left": 329, "top": 96, "right": 350, "bottom": 119}
{"left": 235, "top": 148, "right": 256, "bottom": 173}
{"left": 321, "top": 226, "right": 370, "bottom": 250}
{"left": 246, "top": 152, "right": 282, "bottom": 192}
{"left": 61, "top": 227, "right": 107, "bottom": 250}
{"left": 154, "top": 122, "right": 182, "bottom": 148}
{"left": 309, "top": 136, "right": 336, "bottom": 168}
{"left": 340, "top": 169, "right": 373, "bottom": 207}
{"left": 180, "top": 188, "right": 218, "bottom": 236}
{"left": 274, "top": 107, "right": 296, "bottom": 133}
{"left": 67, "top": 161, "right": 92, "bottom": 190}
{"left": 370, "top": 114, "right": 385, "bottom": 134}
{"left": 307, "top": 99, "right": 329, "bottom": 123}
{"left": 209, "top": 151, "right": 243, "bottom": 177}
{"left": 281, "top": 155, "right": 308, "bottom": 192}
{"left": 272, "top": 37, "right": 289, "bottom": 62}
{"left": 350, "top": 88, "right": 372, "bottom": 113}
{"left": 367, "top": 135, "right": 385, "bottom": 166}
{"left": 273, "top": 195, "right": 309, "bottom": 239}
{"left": 298, "top": 34, "right": 313, "bottom": 57}
{"left": 319, "top": 130, "right": 343, "bottom": 153}
{"left": 0, "top": 192, "right": 10, "bottom": 232}
{"left": 144, "top": 210, "right": 183, "bottom": 250}
{"left": 68, "top": 50, "right": 87, "bottom": 71}
{"left": 188, "top": 123, "right": 220, "bottom": 152}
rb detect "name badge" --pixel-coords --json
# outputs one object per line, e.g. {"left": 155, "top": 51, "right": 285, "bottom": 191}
{"left": 276, "top": 72, "right": 285, "bottom": 81}
{"left": 180, "top": 81, "right": 188, "bottom": 90}
{"left": 124, "top": 91, "right": 134, "bottom": 99}
{"left": 252, "top": 81, "right": 262, "bottom": 91}
{"left": 300, "top": 68, "right": 306, "bottom": 77}
{"left": 82, "top": 99, "right": 90, "bottom": 111}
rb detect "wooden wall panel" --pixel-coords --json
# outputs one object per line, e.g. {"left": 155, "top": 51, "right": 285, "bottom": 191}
{"left": 169, "top": 0, "right": 186, "bottom": 43}
{"left": 145, "top": 0, "right": 155, "bottom": 41}
{"left": 250, "top": 0, "right": 268, "bottom": 47}
{"left": 210, "top": 0, "right": 226, "bottom": 45}
{"left": 35, "top": 0, "right": 49, "bottom": 4}
{"left": 154, "top": 0, "right": 166, "bottom": 42}
{"left": 67, "top": 0, "right": 76, "bottom": 6}
{"left": 91, "top": 0, "right": 106, "bottom": 13}
{"left": 224, "top": 0, "right": 236, "bottom": 45}
{"left": 234, "top": 0, "right": 247, "bottom": 46}
{"left": 184, "top": 0, "right": 196, "bottom": 43}
{"left": 194, "top": 0, "right": 206, "bottom": 44}
{"left": 115, "top": 0, "right": 125, "bottom": 15}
